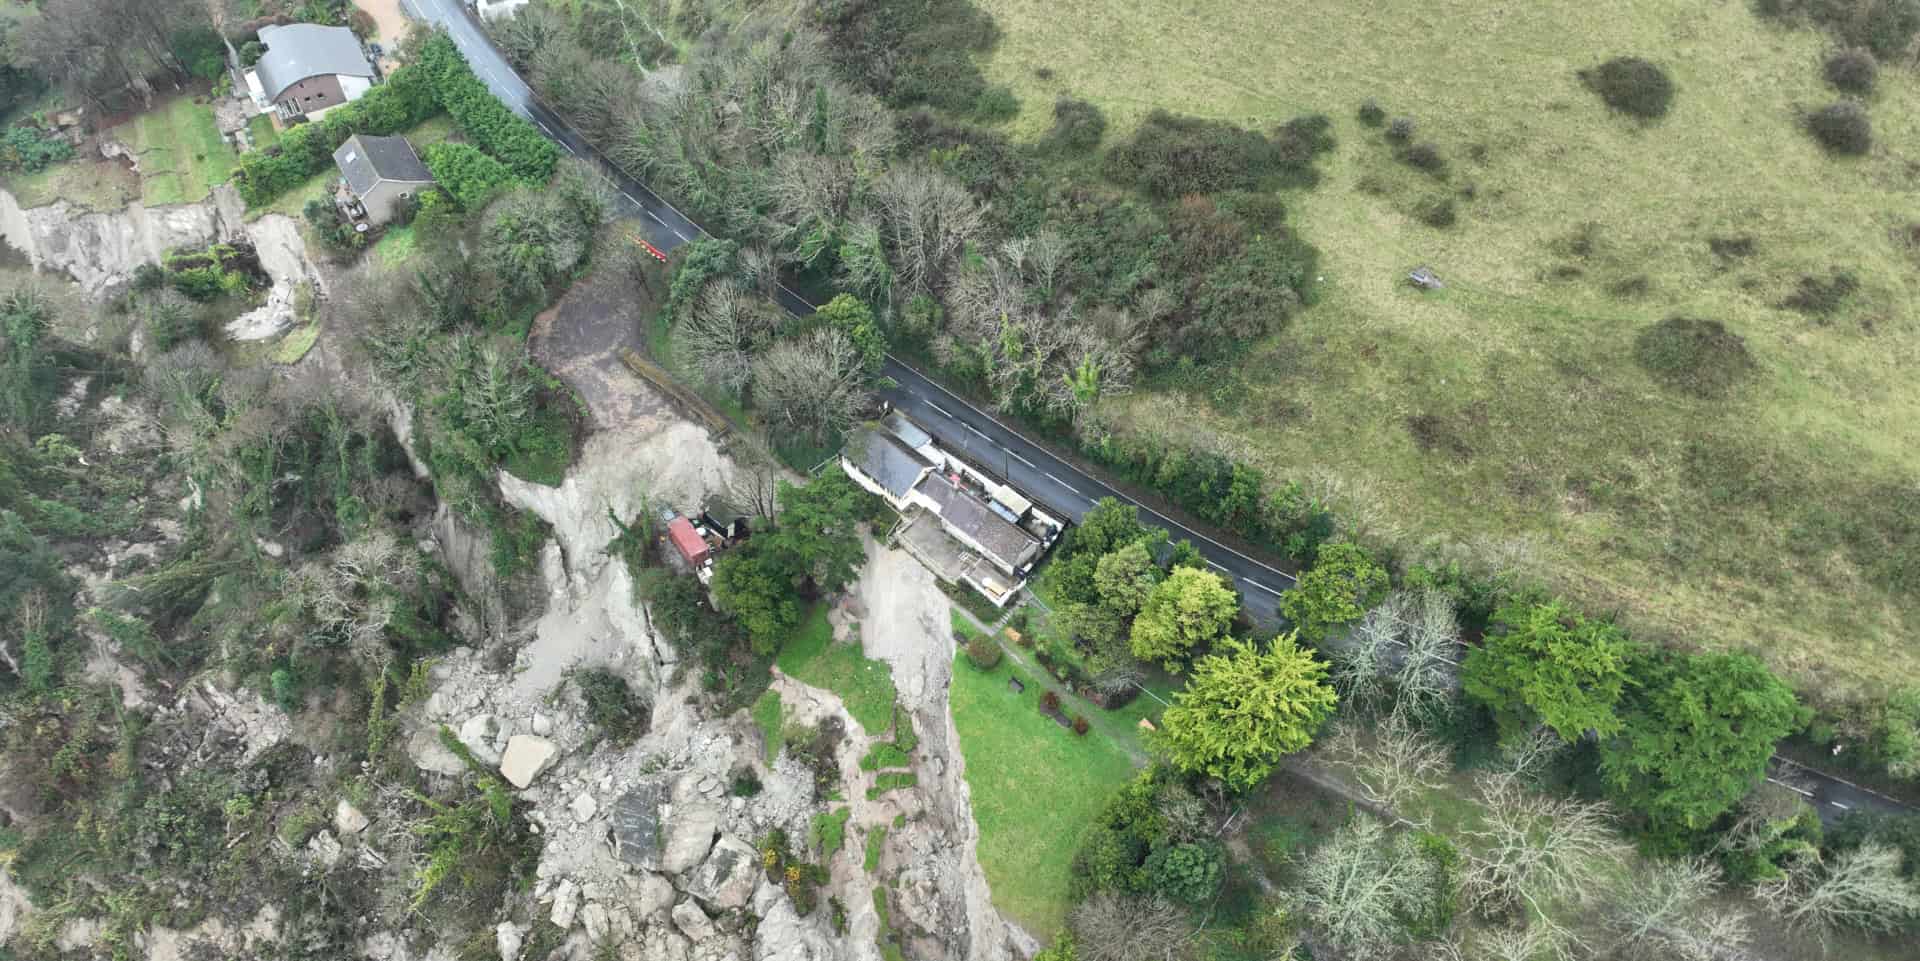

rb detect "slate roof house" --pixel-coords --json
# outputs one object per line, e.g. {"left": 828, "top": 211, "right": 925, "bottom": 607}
{"left": 332, "top": 134, "right": 434, "bottom": 225}
{"left": 841, "top": 411, "right": 1063, "bottom": 606}
{"left": 249, "top": 24, "right": 377, "bottom": 121}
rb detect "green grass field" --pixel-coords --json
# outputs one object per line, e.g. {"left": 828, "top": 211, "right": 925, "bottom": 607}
{"left": 949, "top": 649, "right": 1137, "bottom": 936}
{"left": 979, "top": 0, "right": 1920, "bottom": 698}
{"left": 775, "top": 605, "right": 899, "bottom": 735}
{"left": 114, "top": 96, "right": 238, "bottom": 206}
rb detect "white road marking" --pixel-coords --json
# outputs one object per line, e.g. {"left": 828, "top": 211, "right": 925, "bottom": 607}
{"left": 1205, "top": 560, "right": 1228, "bottom": 572}
{"left": 621, "top": 192, "right": 640, "bottom": 206}
{"left": 1831, "top": 801, "right": 1851, "bottom": 810}
{"left": 645, "top": 211, "right": 666, "bottom": 226}
{"left": 1008, "top": 451, "right": 1034, "bottom": 469}
{"left": 1043, "top": 472, "right": 1081, "bottom": 496}
{"left": 1765, "top": 777, "right": 1815, "bottom": 799}
{"left": 1244, "top": 579, "right": 1284, "bottom": 597}
{"left": 963, "top": 423, "right": 990, "bottom": 439}
{"left": 672, "top": 229, "right": 690, "bottom": 243}
{"left": 926, "top": 402, "right": 953, "bottom": 419}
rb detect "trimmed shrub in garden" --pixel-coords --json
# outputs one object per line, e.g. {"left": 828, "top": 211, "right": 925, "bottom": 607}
{"left": 1581, "top": 57, "right": 1675, "bottom": 119}
{"left": 416, "top": 36, "right": 558, "bottom": 182}
{"left": 1824, "top": 48, "right": 1878, "bottom": 94}
{"left": 422, "top": 142, "right": 519, "bottom": 209}
{"left": 1632, "top": 316, "right": 1757, "bottom": 398}
{"left": 1806, "top": 100, "right": 1872, "bottom": 155}
{"left": 964, "top": 635, "right": 1003, "bottom": 671}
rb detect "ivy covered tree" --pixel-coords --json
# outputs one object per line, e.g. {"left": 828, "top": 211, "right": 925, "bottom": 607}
{"left": 1600, "top": 650, "right": 1807, "bottom": 834}
{"left": 1280, "top": 541, "right": 1389, "bottom": 641}
{"left": 1462, "top": 598, "right": 1639, "bottom": 742}
{"left": 1154, "top": 631, "right": 1337, "bottom": 789}
{"left": 1129, "top": 566, "right": 1237, "bottom": 671}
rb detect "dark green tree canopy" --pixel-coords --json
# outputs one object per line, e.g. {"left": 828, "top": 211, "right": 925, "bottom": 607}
{"left": 1462, "top": 598, "right": 1639, "bottom": 741}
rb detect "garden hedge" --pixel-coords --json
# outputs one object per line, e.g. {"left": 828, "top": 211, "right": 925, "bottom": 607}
{"left": 234, "top": 33, "right": 554, "bottom": 207}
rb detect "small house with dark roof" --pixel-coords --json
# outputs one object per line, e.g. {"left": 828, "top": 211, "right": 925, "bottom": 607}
{"left": 333, "top": 134, "right": 434, "bottom": 225}
{"left": 249, "top": 23, "right": 377, "bottom": 121}
{"left": 841, "top": 425, "right": 934, "bottom": 509}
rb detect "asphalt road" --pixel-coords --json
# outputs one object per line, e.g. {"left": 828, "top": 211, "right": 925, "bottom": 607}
{"left": 406, "top": 0, "right": 1912, "bottom": 826}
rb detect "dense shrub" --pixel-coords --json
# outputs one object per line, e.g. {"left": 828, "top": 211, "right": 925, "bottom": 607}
{"left": 817, "top": 0, "right": 1003, "bottom": 117}
{"left": 1145, "top": 841, "right": 1223, "bottom": 904}
{"left": 1042, "top": 97, "right": 1108, "bottom": 153}
{"left": 1582, "top": 57, "right": 1675, "bottom": 119}
{"left": 573, "top": 668, "right": 650, "bottom": 745}
{"left": 163, "top": 243, "right": 264, "bottom": 301}
{"left": 964, "top": 635, "right": 1003, "bottom": 671}
{"left": 1078, "top": 430, "right": 1334, "bottom": 563}
{"left": 1401, "top": 142, "right": 1447, "bottom": 175}
{"left": 1072, "top": 715, "right": 1090, "bottom": 736}
{"left": 0, "top": 125, "right": 74, "bottom": 173}
{"left": 1040, "top": 690, "right": 1061, "bottom": 713}
{"left": 1760, "top": 0, "right": 1920, "bottom": 59}
{"left": 1104, "top": 110, "right": 1333, "bottom": 198}
{"left": 1632, "top": 316, "right": 1757, "bottom": 398}
{"left": 1385, "top": 117, "right": 1416, "bottom": 144}
{"left": 1779, "top": 269, "right": 1860, "bottom": 317}
{"left": 1357, "top": 99, "right": 1386, "bottom": 127}
{"left": 416, "top": 35, "right": 558, "bottom": 182}
{"left": 422, "top": 142, "right": 519, "bottom": 209}
{"left": 973, "top": 85, "right": 1020, "bottom": 123}
{"left": 303, "top": 197, "right": 365, "bottom": 252}
{"left": 1825, "top": 47, "right": 1879, "bottom": 94}
{"left": 896, "top": 110, "right": 1029, "bottom": 201}
{"left": 1419, "top": 196, "right": 1458, "bottom": 228}
{"left": 1806, "top": 100, "right": 1872, "bottom": 155}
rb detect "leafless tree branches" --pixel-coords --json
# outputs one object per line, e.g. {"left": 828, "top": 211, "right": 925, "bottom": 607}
{"left": 751, "top": 327, "right": 869, "bottom": 444}
{"left": 1069, "top": 892, "right": 1194, "bottom": 961}
{"left": 1604, "top": 857, "right": 1752, "bottom": 961}
{"left": 1755, "top": 842, "right": 1920, "bottom": 937}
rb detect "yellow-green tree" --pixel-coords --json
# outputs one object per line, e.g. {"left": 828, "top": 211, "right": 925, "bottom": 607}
{"left": 1129, "top": 566, "right": 1237, "bottom": 671}
{"left": 1154, "top": 632, "right": 1337, "bottom": 789}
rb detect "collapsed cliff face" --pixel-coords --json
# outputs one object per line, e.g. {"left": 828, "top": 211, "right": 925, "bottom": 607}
{"left": 0, "top": 184, "right": 323, "bottom": 340}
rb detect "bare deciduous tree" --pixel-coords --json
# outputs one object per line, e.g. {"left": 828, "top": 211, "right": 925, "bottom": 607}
{"left": 1324, "top": 710, "right": 1451, "bottom": 817}
{"left": 1605, "top": 856, "right": 1752, "bottom": 961}
{"left": 1069, "top": 892, "right": 1194, "bottom": 961}
{"left": 1756, "top": 842, "right": 1920, "bottom": 937}
{"left": 1290, "top": 815, "right": 1444, "bottom": 961}
{"left": 875, "top": 166, "right": 986, "bottom": 298}
{"left": 751, "top": 327, "right": 869, "bottom": 445}
{"left": 676, "top": 282, "right": 778, "bottom": 396}
{"left": 1463, "top": 771, "right": 1625, "bottom": 927}
{"left": 292, "top": 531, "right": 420, "bottom": 669}
{"left": 1335, "top": 588, "right": 1462, "bottom": 719}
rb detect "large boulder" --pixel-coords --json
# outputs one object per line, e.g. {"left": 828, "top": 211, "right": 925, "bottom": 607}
{"left": 499, "top": 735, "right": 559, "bottom": 789}
{"left": 753, "top": 892, "right": 839, "bottom": 961}
{"left": 610, "top": 780, "right": 665, "bottom": 869}
{"left": 635, "top": 872, "right": 676, "bottom": 921}
{"left": 549, "top": 878, "right": 580, "bottom": 930}
{"left": 458, "top": 714, "right": 503, "bottom": 766}
{"left": 334, "top": 800, "right": 369, "bottom": 835}
{"left": 683, "top": 834, "right": 759, "bottom": 910}
{"left": 672, "top": 899, "right": 714, "bottom": 942}
{"left": 658, "top": 800, "right": 721, "bottom": 875}
{"left": 495, "top": 921, "right": 525, "bottom": 961}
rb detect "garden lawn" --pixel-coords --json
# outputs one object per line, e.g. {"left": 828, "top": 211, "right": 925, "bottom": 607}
{"left": 114, "top": 95, "right": 237, "bottom": 206}
{"left": 775, "top": 605, "right": 897, "bottom": 736}
{"left": 246, "top": 114, "right": 280, "bottom": 151}
{"left": 949, "top": 649, "right": 1136, "bottom": 937}
{"left": 982, "top": 0, "right": 1920, "bottom": 699}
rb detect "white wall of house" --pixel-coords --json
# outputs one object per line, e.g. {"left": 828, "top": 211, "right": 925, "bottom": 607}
{"left": 339, "top": 75, "right": 374, "bottom": 102}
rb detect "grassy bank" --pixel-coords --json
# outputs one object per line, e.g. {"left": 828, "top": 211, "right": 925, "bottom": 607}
{"left": 775, "top": 605, "right": 898, "bottom": 735}
{"left": 949, "top": 649, "right": 1137, "bottom": 936}
{"left": 980, "top": 0, "right": 1920, "bottom": 696}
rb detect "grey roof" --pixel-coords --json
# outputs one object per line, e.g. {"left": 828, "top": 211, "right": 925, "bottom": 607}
{"left": 255, "top": 24, "right": 374, "bottom": 101}
{"left": 915, "top": 474, "right": 1041, "bottom": 571}
{"left": 846, "top": 426, "right": 930, "bottom": 500}
{"left": 333, "top": 134, "right": 433, "bottom": 196}
{"left": 881, "top": 410, "right": 932, "bottom": 451}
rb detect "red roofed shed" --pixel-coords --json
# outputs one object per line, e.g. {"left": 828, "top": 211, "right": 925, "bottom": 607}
{"left": 667, "top": 517, "right": 711, "bottom": 567}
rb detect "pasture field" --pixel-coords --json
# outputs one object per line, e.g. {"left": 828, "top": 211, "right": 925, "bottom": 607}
{"left": 980, "top": 0, "right": 1920, "bottom": 697}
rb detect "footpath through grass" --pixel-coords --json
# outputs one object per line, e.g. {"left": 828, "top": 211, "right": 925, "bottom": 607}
{"left": 775, "top": 605, "right": 898, "bottom": 736}
{"left": 949, "top": 648, "right": 1137, "bottom": 937}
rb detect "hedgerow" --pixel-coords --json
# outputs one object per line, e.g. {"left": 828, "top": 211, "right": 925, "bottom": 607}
{"left": 415, "top": 34, "right": 558, "bottom": 182}
{"left": 422, "top": 142, "right": 518, "bottom": 209}
{"left": 234, "top": 32, "right": 553, "bottom": 208}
